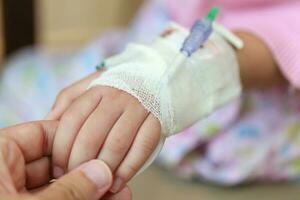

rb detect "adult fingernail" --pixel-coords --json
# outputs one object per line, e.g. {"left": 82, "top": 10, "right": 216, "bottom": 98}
{"left": 110, "top": 177, "right": 124, "bottom": 193}
{"left": 79, "top": 160, "right": 112, "bottom": 191}
{"left": 53, "top": 166, "right": 64, "bottom": 178}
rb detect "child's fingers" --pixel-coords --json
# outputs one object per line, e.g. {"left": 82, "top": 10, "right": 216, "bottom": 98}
{"left": 97, "top": 104, "right": 148, "bottom": 172}
{"left": 45, "top": 71, "right": 101, "bottom": 120}
{"left": 67, "top": 98, "right": 124, "bottom": 170}
{"left": 110, "top": 114, "right": 161, "bottom": 193}
{"left": 52, "top": 88, "right": 102, "bottom": 178}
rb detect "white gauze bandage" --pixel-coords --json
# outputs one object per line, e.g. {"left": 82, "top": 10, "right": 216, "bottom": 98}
{"left": 89, "top": 22, "right": 243, "bottom": 137}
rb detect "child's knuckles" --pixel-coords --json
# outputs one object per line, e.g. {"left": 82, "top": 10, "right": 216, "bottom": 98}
{"left": 86, "top": 88, "right": 103, "bottom": 101}
{"left": 124, "top": 96, "right": 148, "bottom": 116}
{"left": 93, "top": 86, "right": 121, "bottom": 97}
{"left": 60, "top": 111, "right": 76, "bottom": 123}
{"left": 53, "top": 95, "right": 71, "bottom": 110}
{"left": 101, "top": 95, "right": 128, "bottom": 110}
{"left": 88, "top": 86, "right": 105, "bottom": 96}
{"left": 131, "top": 104, "right": 148, "bottom": 117}
{"left": 57, "top": 87, "right": 73, "bottom": 102}
{"left": 93, "top": 86, "right": 140, "bottom": 109}
{"left": 99, "top": 86, "right": 135, "bottom": 102}
{"left": 61, "top": 107, "right": 86, "bottom": 123}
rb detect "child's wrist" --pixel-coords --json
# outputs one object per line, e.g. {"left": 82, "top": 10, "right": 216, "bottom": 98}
{"left": 233, "top": 31, "right": 286, "bottom": 89}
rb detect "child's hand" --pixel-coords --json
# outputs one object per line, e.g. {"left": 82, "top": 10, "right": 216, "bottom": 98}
{"left": 46, "top": 71, "right": 102, "bottom": 120}
{"left": 49, "top": 80, "right": 161, "bottom": 193}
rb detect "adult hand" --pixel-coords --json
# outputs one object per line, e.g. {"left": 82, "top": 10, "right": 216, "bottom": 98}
{"left": 0, "top": 121, "right": 131, "bottom": 200}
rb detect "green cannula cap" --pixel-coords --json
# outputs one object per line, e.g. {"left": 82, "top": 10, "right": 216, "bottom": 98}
{"left": 206, "top": 7, "right": 220, "bottom": 21}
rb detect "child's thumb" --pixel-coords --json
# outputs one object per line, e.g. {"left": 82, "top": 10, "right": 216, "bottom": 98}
{"left": 38, "top": 160, "right": 112, "bottom": 200}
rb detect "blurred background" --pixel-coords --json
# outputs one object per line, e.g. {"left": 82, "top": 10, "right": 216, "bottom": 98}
{"left": 0, "top": 1, "right": 300, "bottom": 199}
{"left": 0, "top": 0, "right": 142, "bottom": 60}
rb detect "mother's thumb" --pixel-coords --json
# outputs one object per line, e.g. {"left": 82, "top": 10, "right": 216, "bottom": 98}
{"left": 38, "top": 160, "right": 112, "bottom": 200}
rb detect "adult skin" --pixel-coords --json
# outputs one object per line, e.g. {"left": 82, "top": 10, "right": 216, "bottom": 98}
{"left": 0, "top": 120, "right": 131, "bottom": 200}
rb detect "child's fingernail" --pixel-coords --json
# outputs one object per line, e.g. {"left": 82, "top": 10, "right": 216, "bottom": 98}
{"left": 79, "top": 160, "right": 112, "bottom": 191}
{"left": 110, "top": 177, "right": 125, "bottom": 193}
{"left": 53, "top": 166, "right": 64, "bottom": 178}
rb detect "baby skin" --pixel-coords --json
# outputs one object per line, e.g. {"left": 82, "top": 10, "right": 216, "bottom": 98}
{"left": 46, "top": 30, "right": 285, "bottom": 193}
{"left": 46, "top": 72, "right": 161, "bottom": 193}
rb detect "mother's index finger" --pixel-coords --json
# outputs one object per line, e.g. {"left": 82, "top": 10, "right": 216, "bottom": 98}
{"left": 0, "top": 121, "right": 58, "bottom": 162}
